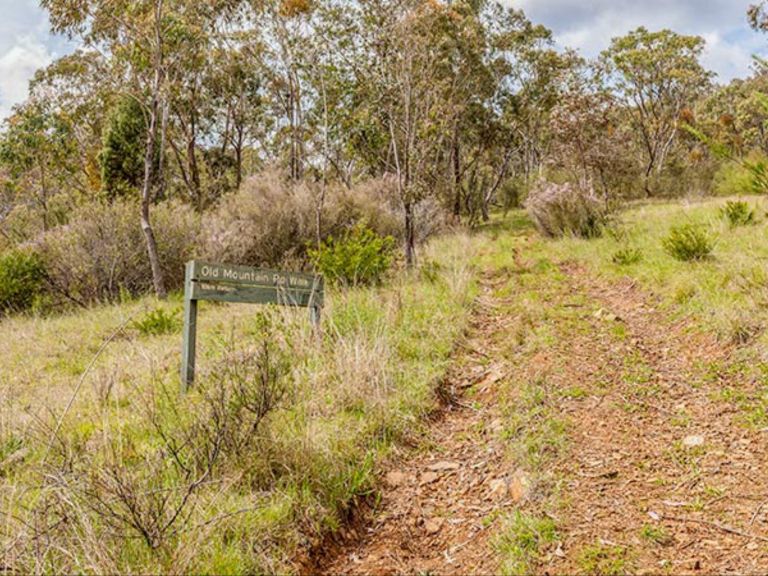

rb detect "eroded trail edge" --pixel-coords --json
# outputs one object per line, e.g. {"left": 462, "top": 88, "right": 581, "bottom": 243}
{"left": 309, "top": 269, "right": 518, "bottom": 575}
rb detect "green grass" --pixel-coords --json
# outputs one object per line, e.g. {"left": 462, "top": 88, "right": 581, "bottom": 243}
{"left": 0, "top": 232, "right": 481, "bottom": 574}
{"left": 495, "top": 512, "right": 559, "bottom": 575}
{"left": 539, "top": 196, "right": 768, "bottom": 346}
{"left": 6, "top": 195, "right": 768, "bottom": 573}
{"left": 576, "top": 542, "right": 633, "bottom": 575}
{"left": 639, "top": 524, "right": 671, "bottom": 546}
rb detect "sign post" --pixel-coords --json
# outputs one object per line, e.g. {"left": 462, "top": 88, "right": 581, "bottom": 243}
{"left": 181, "top": 260, "right": 324, "bottom": 391}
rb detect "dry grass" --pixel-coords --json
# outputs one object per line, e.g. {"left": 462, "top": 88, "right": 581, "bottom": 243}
{"left": 0, "top": 231, "right": 477, "bottom": 574}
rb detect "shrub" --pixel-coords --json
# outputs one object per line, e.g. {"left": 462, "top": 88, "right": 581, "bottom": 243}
{"left": 525, "top": 180, "right": 608, "bottom": 238}
{"left": 662, "top": 224, "right": 714, "bottom": 261}
{"left": 611, "top": 247, "right": 643, "bottom": 266}
{"left": 131, "top": 307, "right": 182, "bottom": 336}
{"left": 712, "top": 161, "right": 757, "bottom": 196}
{"left": 203, "top": 172, "right": 317, "bottom": 267}
{"left": 39, "top": 199, "right": 199, "bottom": 304}
{"left": 309, "top": 223, "right": 395, "bottom": 286}
{"left": 720, "top": 200, "right": 755, "bottom": 227}
{"left": 0, "top": 248, "right": 47, "bottom": 314}
{"left": 202, "top": 172, "right": 414, "bottom": 268}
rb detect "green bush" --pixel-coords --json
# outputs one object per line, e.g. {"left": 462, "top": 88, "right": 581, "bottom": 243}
{"left": 0, "top": 249, "right": 47, "bottom": 314}
{"left": 611, "top": 247, "right": 643, "bottom": 266}
{"left": 662, "top": 224, "right": 714, "bottom": 261}
{"left": 309, "top": 223, "right": 395, "bottom": 286}
{"left": 712, "top": 161, "right": 756, "bottom": 196}
{"left": 720, "top": 200, "right": 756, "bottom": 227}
{"left": 131, "top": 307, "right": 182, "bottom": 336}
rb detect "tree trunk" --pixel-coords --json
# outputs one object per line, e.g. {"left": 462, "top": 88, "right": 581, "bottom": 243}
{"left": 452, "top": 132, "right": 461, "bottom": 220}
{"left": 187, "top": 132, "right": 201, "bottom": 210}
{"left": 141, "top": 0, "right": 167, "bottom": 300}
{"left": 234, "top": 125, "right": 244, "bottom": 189}
{"left": 404, "top": 200, "right": 415, "bottom": 267}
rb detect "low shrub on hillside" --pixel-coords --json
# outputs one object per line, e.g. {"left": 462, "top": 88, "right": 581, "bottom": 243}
{"left": 0, "top": 248, "right": 47, "bottom": 313}
{"left": 720, "top": 200, "right": 756, "bottom": 227}
{"left": 525, "top": 180, "right": 608, "bottom": 239}
{"left": 662, "top": 224, "right": 714, "bottom": 261}
{"left": 611, "top": 247, "right": 643, "bottom": 266}
{"left": 310, "top": 223, "right": 395, "bottom": 286}
{"left": 131, "top": 307, "right": 182, "bottom": 336}
{"left": 202, "top": 172, "right": 404, "bottom": 268}
{"left": 39, "top": 199, "right": 199, "bottom": 303}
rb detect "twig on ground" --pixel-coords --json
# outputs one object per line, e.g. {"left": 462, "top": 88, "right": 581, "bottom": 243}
{"left": 750, "top": 499, "right": 768, "bottom": 526}
{"left": 663, "top": 514, "right": 768, "bottom": 543}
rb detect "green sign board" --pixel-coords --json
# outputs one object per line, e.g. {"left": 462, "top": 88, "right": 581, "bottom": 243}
{"left": 181, "top": 260, "right": 323, "bottom": 390}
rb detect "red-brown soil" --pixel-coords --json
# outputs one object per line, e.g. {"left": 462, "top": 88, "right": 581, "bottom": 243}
{"left": 306, "top": 259, "right": 768, "bottom": 575}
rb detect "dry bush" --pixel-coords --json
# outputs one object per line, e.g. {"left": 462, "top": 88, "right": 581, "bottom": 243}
{"left": 37, "top": 200, "right": 199, "bottom": 303}
{"left": 3, "top": 337, "right": 289, "bottom": 573}
{"left": 334, "top": 177, "right": 402, "bottom": 240}
{"left": 525, "top": 180, "right": 608, "bottom": 238}
{"left": 202, "top": 171, "right": 445, "bottom": 268}
{"left": 202, "top": 172, "right": 317, "bottom": 267}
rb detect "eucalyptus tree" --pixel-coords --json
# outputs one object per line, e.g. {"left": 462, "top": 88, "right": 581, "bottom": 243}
{"left": 370, "top": 1, "right": 489, "bottom": 263}
{"left": 601, "top": 27, "right": 713, "bottom": 196}
{"left": 30, "top": 49, "right": 113, "bottom": 198}
{"left": 0, "top": 100, "right": 80, "bottom": 236}
{"left": 41, "top": 0, "right": 243, "bottom": 298}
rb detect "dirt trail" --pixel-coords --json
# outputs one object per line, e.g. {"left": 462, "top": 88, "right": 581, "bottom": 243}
{"left": 310, "top": 272, "right": 517, "bottom": 575}
{"left": 548, "top": 264, "right": 768, "bottom": 574}
{"left": 311, "top": 259, "right": 768, "bottom": 575}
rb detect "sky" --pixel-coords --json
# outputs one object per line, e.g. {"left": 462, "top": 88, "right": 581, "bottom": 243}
{"left": 0, "top": 0, "right": 766, "bottom": 120}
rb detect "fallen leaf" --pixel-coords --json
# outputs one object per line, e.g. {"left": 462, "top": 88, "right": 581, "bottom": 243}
{"left": 385, "top": 471, "right": 407, "bottom": 487}
{"left": 420, "top": 471, "right": 439, "bottom": 485}
{"left": 509, "top": 470, "right": 531, "bottom": 502}
{"left": 425, "top": 517, "right": 444, "bottom": 535}
{"left": 487, "top": 478, "right": 508, "bottom": 502}
{"left": 683, "top": 435, "right": 705, "bottom": 448}
{"left": 428, "top": 461, "right": 460, "bottom": 471}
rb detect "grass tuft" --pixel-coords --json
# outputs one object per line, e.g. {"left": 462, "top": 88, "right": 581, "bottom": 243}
{"left": 495, "top": 511, "right": 558, "bottom": 576}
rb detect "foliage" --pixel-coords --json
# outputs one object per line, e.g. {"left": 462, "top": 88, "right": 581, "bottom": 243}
{"left": 611, "top": 247, "right": 643, "bottom": 266}
{"left": 131, "top": 307, "right": 182, "bottom": 336}
{"left": 0, "top": 100, "right": 81, "bottom": 234}
{"left": 548, "top": 63, "right": 641, "bottom": 199}
{"left": 662, "top": 224, "right": 714, "bottom": 261}
{"left": 99, "top": 96, "right": 147, "bottom": 199}
{"left": 39, "top": 199, "right": 199, "bottom": 304}
{"left": 310, "top": 223, "right": 395, "bottom": 287}
{"left": 687, "top": 92, "right": 768, "bottom": 194}
{"left": 0, "top": 249, "right": 47, "bottom": 314}
{"left": 202, "top": 172, "right": 405, "bottom": 268}
{"left": 712, "top": 158, "right": 762, "bottom": 196}
{"left": 526, "top": 180, "right": 608, "bottom": 238}
{"left": 601, "top": 27, "right": 712, "bottom": 196}
{"left": 720, "top": 200, "right": 756, "bottom": 227}
{"left": 495, "top": 511, "right": 559, "bottom": 575}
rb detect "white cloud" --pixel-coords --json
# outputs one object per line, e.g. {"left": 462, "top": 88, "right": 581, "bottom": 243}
{"left": 0, "top": 36, "right": 52, "bottom": 119}
{"left": 511, "top": 0, "right": 767, "bottom": 82}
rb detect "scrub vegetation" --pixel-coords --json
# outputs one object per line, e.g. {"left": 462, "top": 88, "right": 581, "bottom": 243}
{"left": 4, "top": 0, "right": 768, "bottom": 573}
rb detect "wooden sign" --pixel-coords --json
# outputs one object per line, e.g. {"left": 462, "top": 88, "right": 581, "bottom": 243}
{"left": 181, "top": 260, "right": 323, "bottom": 390}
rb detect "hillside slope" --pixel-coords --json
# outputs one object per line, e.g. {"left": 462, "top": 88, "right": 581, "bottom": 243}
{"left": 4, "top": 196, "right": 768, "bottom": 574}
